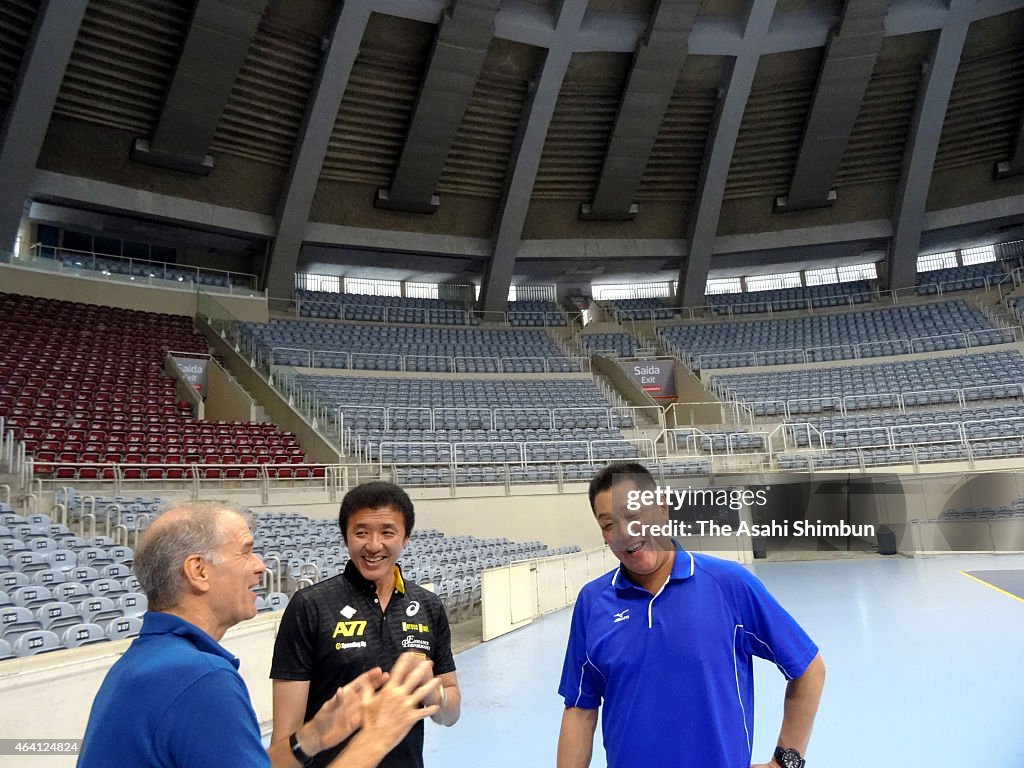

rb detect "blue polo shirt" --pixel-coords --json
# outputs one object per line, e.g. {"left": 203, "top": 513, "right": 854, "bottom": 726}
{"left": 558, "top": 546, "right": 818, "bottom": 768}
{"left": 79, "top": 611, "right": 268, "bottom": 768}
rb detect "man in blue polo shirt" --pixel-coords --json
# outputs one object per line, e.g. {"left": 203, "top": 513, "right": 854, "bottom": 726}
{"left": 557, "top": 463, "right": 825, "bottom": 768}
{"left": 78, "top": 501, "right": 440, "bottom": 768}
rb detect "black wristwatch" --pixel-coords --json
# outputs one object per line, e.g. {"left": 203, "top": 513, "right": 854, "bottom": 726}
{"left": 289, "top": 732, "right": 315, "bottom": 767}
{"left": 773, "top": 746, "right": 805, "bottom": 768}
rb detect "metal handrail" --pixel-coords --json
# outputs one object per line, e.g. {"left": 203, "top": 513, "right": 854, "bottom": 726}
{"left": 909, "top": 270, "right": 1008, "bottom": 298}
{"left": 377, "top": 436, "right": 654, "bottom": 470}
{"left": 385, "top": 406, "right": 434, "bottom": 431}
{"left": 80, "top": 512, "right": 97, "bottom": 542}
{"left": 775, "top": 412, "right": 1024, "bottom": 472}
{"left": 311, "top": 350, "right": 351, "bottom": 369}
{"left": 26, "top": 243, "right": 259, "bottom": 291}
{"left": 430, "top": 407, "right": 496, "bottom": 430}
{"left": 705, "top": 287, "right": 879, "bottom": 317}
{"left": 298, "top": 562, "right": 322, "bottom": 585}
{"left": 791, "top": 414, "right": 1024, "bottom": 447}
{"left": 389, "top": 449, "right": 674, "bottom": 485}
{"left": 341, "top": 405, "right": 650, "bottom": 442}
{"left": 473, "top": 309, "right": 574, "bottom": 328}
{"left": 295, "top": 303, "right": 575, "bottom": 329}
{"left": 996, "top": 267, "right": 1023, "bottom": 300}
{"left": 688, "top": 326, "right": 1019, "bottom": 370}
{"left": 376, "top": 442, "right": 455, "bottom": 469}
{"left": 727, "top": 379, "right": 1024, "bottom": 419}
{"left": 493, "top": 407, "right": 554, "bottom": 429}
{"left": 665, "top": 401, "right": 744, "bottom": 429}
{"left": 663, "top": 426, "right": 771, "bottom": 456}
{"left": 262, "top": 554, "right": 282, "bottom": 594}
{"left": 266, "top": 346, "right": 586, "bottom": 374}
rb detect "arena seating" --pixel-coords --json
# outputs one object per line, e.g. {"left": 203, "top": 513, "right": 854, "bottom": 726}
{"left": 711, "top": 349, "right": 1024, "bottom": 416}
{"left": 776, "top": 400, "right": 1024, "bottom": 470}
{"left": 936, "top": 498, "right": 1024, "bottom": 520}
{"left": 296, "top": 294, "right": 568, "bottom": 327}
{"left": 291, "top": 374, "right": 708, "bottom": 483}
{"left": 673, "top": 427, "right": 766, "bottom": 454}
{"left": 577, "top": 332, "right": 641, "bottom": 357}
{"left": 0, "top": 293, "right": 306, "bottom": 478}
{"left": 506, "top": 300, "right": 568, "bottom": 326}
{"left": 296, "top": 290, "right": 470, "bottom": 325}
{"left": 0, "top": 495, "right": 295, "bottom": 659}
{"left": 253, "top": 510, "right": 580, "bottom": 618}
{"left": 603, "top": 298, "right": 676, "bottom": 320}
{"left": 298, "top": 374, "right": 638, "bottom": 467}
{"left": 786, "top": 404, "right": 1024, "bottom": 448}
{"left": 915, "top": 262, "right": 1007, "bottom": 294}
{"left": 1006, "top": 295, "right": 1024, "bottom": 323}
{"left": 663, "top": 300, "right": 1011, "bottom": 370}
{"left": 1, "top": 493, "right": 585, "bottom": 648}
{"left": 775, "top": 446, "right": 959, "bottom": 470}
{"left": 706, "top": 280, "right": 875, "bottom": 314}
{"left": 243, "top": 319, "right": 579, "bottom": 373}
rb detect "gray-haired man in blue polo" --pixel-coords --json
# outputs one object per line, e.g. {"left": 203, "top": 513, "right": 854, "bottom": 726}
{"left": 557, "top": 463, "right": 825, "bottom": 768}
{"left": 78, "top": 500, "right": 440, "bottom": 768}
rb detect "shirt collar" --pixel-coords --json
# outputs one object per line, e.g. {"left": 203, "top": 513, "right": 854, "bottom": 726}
{"left": 612, "top": 539, "right": 694, "bottom": 592}
{"left": 343, "top": 560, "right": 406, "bottom": 596}
{"left": 139, "top": 611, "right": 240, "bottom": 669}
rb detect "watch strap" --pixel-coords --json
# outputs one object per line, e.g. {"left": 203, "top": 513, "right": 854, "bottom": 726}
{"left": 289, "top": 732, "right": 315, "bottom": 767}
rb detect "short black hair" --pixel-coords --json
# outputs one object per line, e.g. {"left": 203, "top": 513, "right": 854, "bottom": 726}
{"left": 338, "top": 481, "right": 415, "bottom": 543}
{"left": 587, "top": 461, "right": 657, "bottom": 513}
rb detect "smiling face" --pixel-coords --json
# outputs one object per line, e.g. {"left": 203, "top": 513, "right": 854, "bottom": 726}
{"left": 345, "top": 505, "right": 409, "bottom": 587}
{"left": 206, "top": 511, "right": 266, "bottom": 632}
{"left": 593, "top": 478, "right": 674, "bottom": 591}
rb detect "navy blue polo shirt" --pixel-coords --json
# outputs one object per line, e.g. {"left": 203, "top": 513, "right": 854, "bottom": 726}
{"left": 558, "top": 546, "right": 818, "bottom": 768}
{"left": 79, "top": 611, "right": 267, "bottom": 768}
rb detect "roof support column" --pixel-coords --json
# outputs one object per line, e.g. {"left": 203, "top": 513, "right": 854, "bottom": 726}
{"left": 995, "top": 109, "right": 1024, "bottom": 179}
{"left": 263, "top": 0, "right": 372, "bottom": 299}
{"left": 676, "top": 0, "right": 777, "bottom": 308}
{"left": 131, "top": 0, "right": 268, "bottom": 175}
{"left": 375, "top": 0, "right": 501, "bottom": 214}
{"left": 478, "top": 0, "right": 589, "bottom": 314}
{"left": 774, "top": 0, "right": 888, "bottom": 212}
{"left": 887, "top": 0, "right": 972, "bottom": 291}
{"left": 580, "top": 0, "right": 703, "bottom": 221}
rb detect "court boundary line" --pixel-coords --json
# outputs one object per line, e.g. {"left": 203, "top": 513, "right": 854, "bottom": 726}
{"left": 959, "top": 570, "right": 1024, "bottom": 604}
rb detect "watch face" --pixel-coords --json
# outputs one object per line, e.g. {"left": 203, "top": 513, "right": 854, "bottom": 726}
{"left": 775, "top": 747, "right": 805, "bottom": 768}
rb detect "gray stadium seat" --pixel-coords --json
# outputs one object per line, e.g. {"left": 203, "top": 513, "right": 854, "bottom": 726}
{"left": 61, "top": 623, "right": 109, "bottom": 648}
{"left": 105, "top": 616, "right": 142, "bottom": 641}
{"left": 80, "top": 597, "right": 120, "bottom": 625}
{"left": 0, "top": 606, "right": 43, "bottom": 641}
{"left": 117, "top": 593, "right": 147, "bottom": 617}
{"left": 37, "top": 602, "right": 84, "bottom": 633}
{"left": 266, "top": 592, "right": 289, "bottom": 611}
{"left": 13, "top": 629, "right": 63, "bottom": 657}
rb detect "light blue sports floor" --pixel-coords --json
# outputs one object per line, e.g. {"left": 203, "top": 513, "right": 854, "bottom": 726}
{"left": 424, "top": 554, "right": 1024, "bottom": 768}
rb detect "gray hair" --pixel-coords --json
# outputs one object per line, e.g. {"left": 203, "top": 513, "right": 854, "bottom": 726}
{"left": 134, "top": 500, "right": 252, "bottom": 611}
